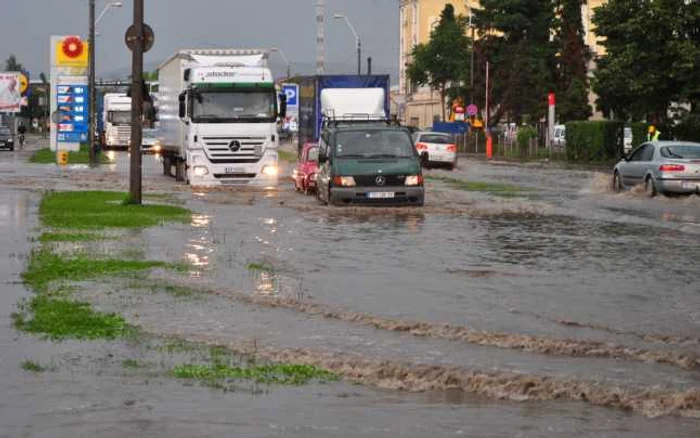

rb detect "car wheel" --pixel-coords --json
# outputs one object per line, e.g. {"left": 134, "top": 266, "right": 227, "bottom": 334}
{"left": 645, "top": 176, "right": 657, "bottom": 198}
{"left": 613, "top": 171, "right": 623, "bottom": 193}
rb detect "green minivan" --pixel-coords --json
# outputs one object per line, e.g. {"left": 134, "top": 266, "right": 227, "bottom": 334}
{"left": 315, "top": 121, "right": 425, "bottom": 206}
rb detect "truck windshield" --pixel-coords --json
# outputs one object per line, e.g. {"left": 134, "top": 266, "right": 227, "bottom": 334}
{"left": 192, "top": 89, "right": 276, "bottom": 123}
{"left": 108, "top": 111, "right": 131, "bottom": 125}
{"left": 335, "top": 129, "right": 416, "bottom": 159}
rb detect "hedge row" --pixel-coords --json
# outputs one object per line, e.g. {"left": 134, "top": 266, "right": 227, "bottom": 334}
{"left": 564, "top": 121, "right": 624, "bottom": 162}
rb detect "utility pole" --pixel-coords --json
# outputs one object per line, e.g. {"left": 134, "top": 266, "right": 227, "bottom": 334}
{"left": 88, "top": 0, "right": 96, "bottom": 167}
{"left": 129, "top": 0, "right": 144, "bottom": 204}
{"left": 316, "top": 0, "right": 325, "bottom": 74}
{"left": 357, "top": 38, "right": 361, "bottom": 75}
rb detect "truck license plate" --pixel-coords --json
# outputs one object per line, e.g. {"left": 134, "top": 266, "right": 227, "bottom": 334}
{"left": 367, "top": 192, "right": 395, "bottom": 199}
{"left": 225, "top": 167, "right": 245, "bottom": 174}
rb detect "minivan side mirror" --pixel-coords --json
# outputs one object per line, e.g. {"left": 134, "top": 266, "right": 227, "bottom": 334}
{"left": 178, "top": 92, "right": 186, "bottom": 119}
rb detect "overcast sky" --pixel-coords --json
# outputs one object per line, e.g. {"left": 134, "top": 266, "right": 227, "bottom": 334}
{"left": 1, "top": 0, "right": 400, "bottom": 79}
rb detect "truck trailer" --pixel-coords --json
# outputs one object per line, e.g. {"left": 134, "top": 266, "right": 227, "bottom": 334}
{"left": 297, "top": 75, "right": 390, "bottom": 151}
{"left": 157, "top": 49, "right": 284, "bottom": 187}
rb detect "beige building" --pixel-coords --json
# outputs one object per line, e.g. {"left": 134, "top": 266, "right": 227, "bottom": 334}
{"left": 399, "top": 0, "right": 607, "bottom": 127}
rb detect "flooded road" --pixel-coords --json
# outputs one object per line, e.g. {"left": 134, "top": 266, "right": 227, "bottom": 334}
{"left": 1, "top": 140, "right": 698, "bottom": 436}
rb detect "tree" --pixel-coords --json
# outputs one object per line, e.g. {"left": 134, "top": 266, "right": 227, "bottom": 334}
{"left": 555, "top": 0, "right": 592, "bottom": 121}
{"left": 474, "top": 0, "right": 557, "bottom": 124}
{"left": 4, "top": 54, "right": 23, "bottom": 72}
{"left": 406, "top": 4, "right": 471, "bottom": 121}
{"left": 593, "top": 0, "right": 694, "bottom": 122}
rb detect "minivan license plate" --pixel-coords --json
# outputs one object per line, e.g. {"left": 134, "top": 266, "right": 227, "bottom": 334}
{"left": 225, "top": 167, "right": 245, "bottom": 174}
{"left": 367, "top": 191, "right": 395, "bottom": 199}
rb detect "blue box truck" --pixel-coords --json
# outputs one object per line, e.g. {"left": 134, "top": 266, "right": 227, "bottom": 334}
{"left": 297, "top": 75, "right": 390, "bottom": 153}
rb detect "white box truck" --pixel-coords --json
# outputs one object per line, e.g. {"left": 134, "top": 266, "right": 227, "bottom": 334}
{"left": 101, "top": 93, "right": 132, "bottom": 149}
{"left": 157, "top": 49, "right": 284, "bottom": 187}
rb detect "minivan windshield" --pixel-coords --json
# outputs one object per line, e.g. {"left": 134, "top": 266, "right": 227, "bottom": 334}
{"left": 335, "top": 129, "right": 415, "bottom": 159}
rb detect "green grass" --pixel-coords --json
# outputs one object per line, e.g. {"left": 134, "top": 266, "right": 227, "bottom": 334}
{"left": 278, "top": 150, "right": 298, "bottom": 163}
{"left": 172, "top": 363, "right": 338, "bottom": 385}
{"left": 40, "top": 191, "right": 191, "bottom": 229}
{"left": 12, "top": 296, "right": 133, "bottom": 340}
{"left": 38, "top": 231, "right": 109, "bottom": 243}
{"left": 122, "top": 359, "right": 141, "bottom": 369}
{"left": 21, "top": 360, "right": 46, "bottom": 373}
{"left": 246, "top": 261, "right": 275, "bottom": 273}
{"left": 22, "top": 249, "right": 174, "bottom": 292}
{"left": 426, "top": 175, "right": 525, "bottom": 197}
{"left": 30, "top": 146, "right": 112, "bottom": 165}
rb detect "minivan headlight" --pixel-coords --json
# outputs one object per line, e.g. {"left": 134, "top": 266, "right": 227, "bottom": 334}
{"left": 262, "top": 164, "right": 278, "bottom": 176}
{"left": 405, "top": 175, "right": 423, "bottom": 186}
{"left": 192, "top": 165, "right": 209, "bottom": 176}
{"left": 333, "top": 176, "right": 356, "bottom": 187}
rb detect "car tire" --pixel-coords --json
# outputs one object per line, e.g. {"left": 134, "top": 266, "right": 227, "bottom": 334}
{"left": 613, "top": 171, "right": 623, "bottom": 193}
{"left": 645, "top": 176, "right": 657, "bottom": 198}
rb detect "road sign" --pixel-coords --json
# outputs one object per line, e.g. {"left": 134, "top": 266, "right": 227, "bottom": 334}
{"left": 125, "top": 24, "right": 155, "bottom": 53}
{"left": 282, "top": 83, "right": 298, "bottom": 107}
{"left": 467, "top": 104, "right": 478, "bottom": 116}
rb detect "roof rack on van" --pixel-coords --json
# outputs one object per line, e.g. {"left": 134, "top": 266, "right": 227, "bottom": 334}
{"left": 321, "top": 112, "right": 400, "bottom": 128}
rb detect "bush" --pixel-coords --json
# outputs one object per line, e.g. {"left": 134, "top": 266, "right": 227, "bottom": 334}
{"left": 674, "top": 114, "right": 700, "bottom": 142}
{"left": 516, "top": 126, "right": 537, "bottom": 156}
{"left": 565, "top": 121, "right": 624, "bottom": 162}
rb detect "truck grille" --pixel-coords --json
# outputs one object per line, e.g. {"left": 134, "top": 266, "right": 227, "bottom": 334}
{"left": 353, "top": 175, "right": 406, "bottom": 187}
{"left": 202, "top": 136, "right": 266, "bottom": 164}
{"left": 116, "top": 126, "right": 131, "bottom": 141}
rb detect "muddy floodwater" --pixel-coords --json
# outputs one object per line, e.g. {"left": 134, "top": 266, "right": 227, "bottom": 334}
{"left": 1, "top": 141, "right": 699, "bottom": 437}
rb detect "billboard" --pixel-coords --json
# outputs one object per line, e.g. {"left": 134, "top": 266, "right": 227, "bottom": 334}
{"left": 0, "top": 72, "right": 22, "bottom": 113}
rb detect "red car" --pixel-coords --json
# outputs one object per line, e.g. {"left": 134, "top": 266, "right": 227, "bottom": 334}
{"left": 292, "top": 142, "right": 320, "bottom": 195}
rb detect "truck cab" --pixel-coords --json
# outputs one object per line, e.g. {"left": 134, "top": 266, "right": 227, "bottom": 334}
{"left": 102, "top": 93, "right": 132, "bottom": 149}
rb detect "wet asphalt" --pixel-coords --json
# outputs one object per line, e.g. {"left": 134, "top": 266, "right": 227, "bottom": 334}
{"left": 0, "top": 137, "right": 698, "bottom": 437}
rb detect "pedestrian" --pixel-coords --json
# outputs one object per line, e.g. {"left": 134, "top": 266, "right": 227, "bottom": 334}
{"left": 647, "top": 125, "right": 661, "bottom": 141}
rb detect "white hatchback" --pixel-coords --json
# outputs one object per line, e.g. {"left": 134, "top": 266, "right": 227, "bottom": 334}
{"left": 412, "top": 131, "right": 458, "bottom": 170}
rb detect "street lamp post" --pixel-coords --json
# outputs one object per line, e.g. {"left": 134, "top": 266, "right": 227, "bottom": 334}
{"left": 270, "top": 47, "right": 291, "bottom": 79}
{"left": 333, "top": 13, "right": 361, "bottom": 75}
{"left": 88, "top": 0, "right": 122, "bottom": 167}
{"left": 464, "top": 1, "right": 475, "bottom": 105}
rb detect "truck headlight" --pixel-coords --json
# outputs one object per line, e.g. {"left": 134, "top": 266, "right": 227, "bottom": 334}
{"left": 108, "top": 136, "right": 116, "bottom": 144}
{"left": 153, "top": 144, "right": 161, "bottom": 153}
{"left": 261, "top": 164, "right": 278, "bottom": 176}
{"left": 405, "top": 175, "right": 423, "bottom": 186}
{"left": 192, "top": 165, "right": 209, "bottom": 176}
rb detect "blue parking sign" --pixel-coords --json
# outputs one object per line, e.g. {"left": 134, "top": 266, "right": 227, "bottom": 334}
{"left": 282, "top": 84, "right": 298, "bottom": 107}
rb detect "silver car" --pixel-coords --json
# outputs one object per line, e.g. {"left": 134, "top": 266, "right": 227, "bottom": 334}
{"left": 613, "top": 141, "right": 700, "bottom": 196}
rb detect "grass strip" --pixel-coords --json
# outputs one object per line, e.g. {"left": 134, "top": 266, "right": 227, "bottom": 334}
{"left": 20, "top": 360, "right": 46, "bottom": 373}
{"left": 172, "top": 363, "right": 338, "bottom": 385}
{"left": 426, "top": 175, "right": 525, "bottom": 196}
{"left": 278, "top": 150, "right": 298, "bottom": 163}
{"left": 40, "top": 191, "right": 191, "bottom": 229}
{"left": 246, "top": 261, "right": 275, "bottom": 273}
{"left": 38, "top": 231, "right": 110, "bottom": 243}
{"left": 30, "top": 145, "right": 112, "bottom": 165}
{"left": 12, "top": 296, "right": 132, "bottom": 340}
{"left": 22, "top": 249, "right": 173, "bottom": 292}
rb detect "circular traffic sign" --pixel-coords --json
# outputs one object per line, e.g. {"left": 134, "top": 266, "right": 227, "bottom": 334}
{"left": 467, "top": 104, "right": 478, "bottom": 116}
{"left": 125, "top": 24, "right": 155, "bottom": 53}
{"left": 454, "top": 106, "right": 465, "bottom": 114}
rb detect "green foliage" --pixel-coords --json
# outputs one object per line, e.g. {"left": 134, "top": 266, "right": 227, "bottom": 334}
{"left": 565, "top": 121, "right": 623, "bottom": 162}
{"left": 246, "top": 261, "right": 275, "bottom": 273}
{"left": 13, "top": 295, "right": 132, "bottom": 340}
{"left": 39, "top": 191, "right": 191, "bottom": 229}
{"left": 278, "top": 149, "right": 297, "bottom": 163}
{"left": 30, "top": 145, "right": 112, "bottom": 165}
{"left": 629, "top": 122, "right": 649, "bottom": 150}
{"left": 474, "top": 0, "right": 557, "bottom": 124}
{"left": 172, "top": 363, "right": 338, "bottom": 385}
{"left": 593, "top": 0, "right": 699, "bottom": 122}
{"left": 406, "top": 4, "right": 471, "bottom": 121}
{"left": 21, "top": 360, "right": 46, "bottom": 373}
{"left": 38, "top": 231, "right": 109, "bottom": 243}
{"left": 516, "top": 126, "right": 538, "bottom": 154}
{"left": 674, "top": 114, "right": 700, "bottom": 142}
{"left": 122, "top": 359, "right": 141, "bottom": 369}
{"left": 559, "top": 78, "right": 592, "bottom": 123}
{"left": 556, "top": 0, "right": 592, "bottom": 122}
{"left": 4, "top": 54, "right": 23, "bottom": 72}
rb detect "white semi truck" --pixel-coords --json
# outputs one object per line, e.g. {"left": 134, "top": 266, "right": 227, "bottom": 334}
{"left": 101, "top": 93, "right": 132, "bottom": 149}
{"left": 157, "top": 49, "right": 284, "bottom": 187}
